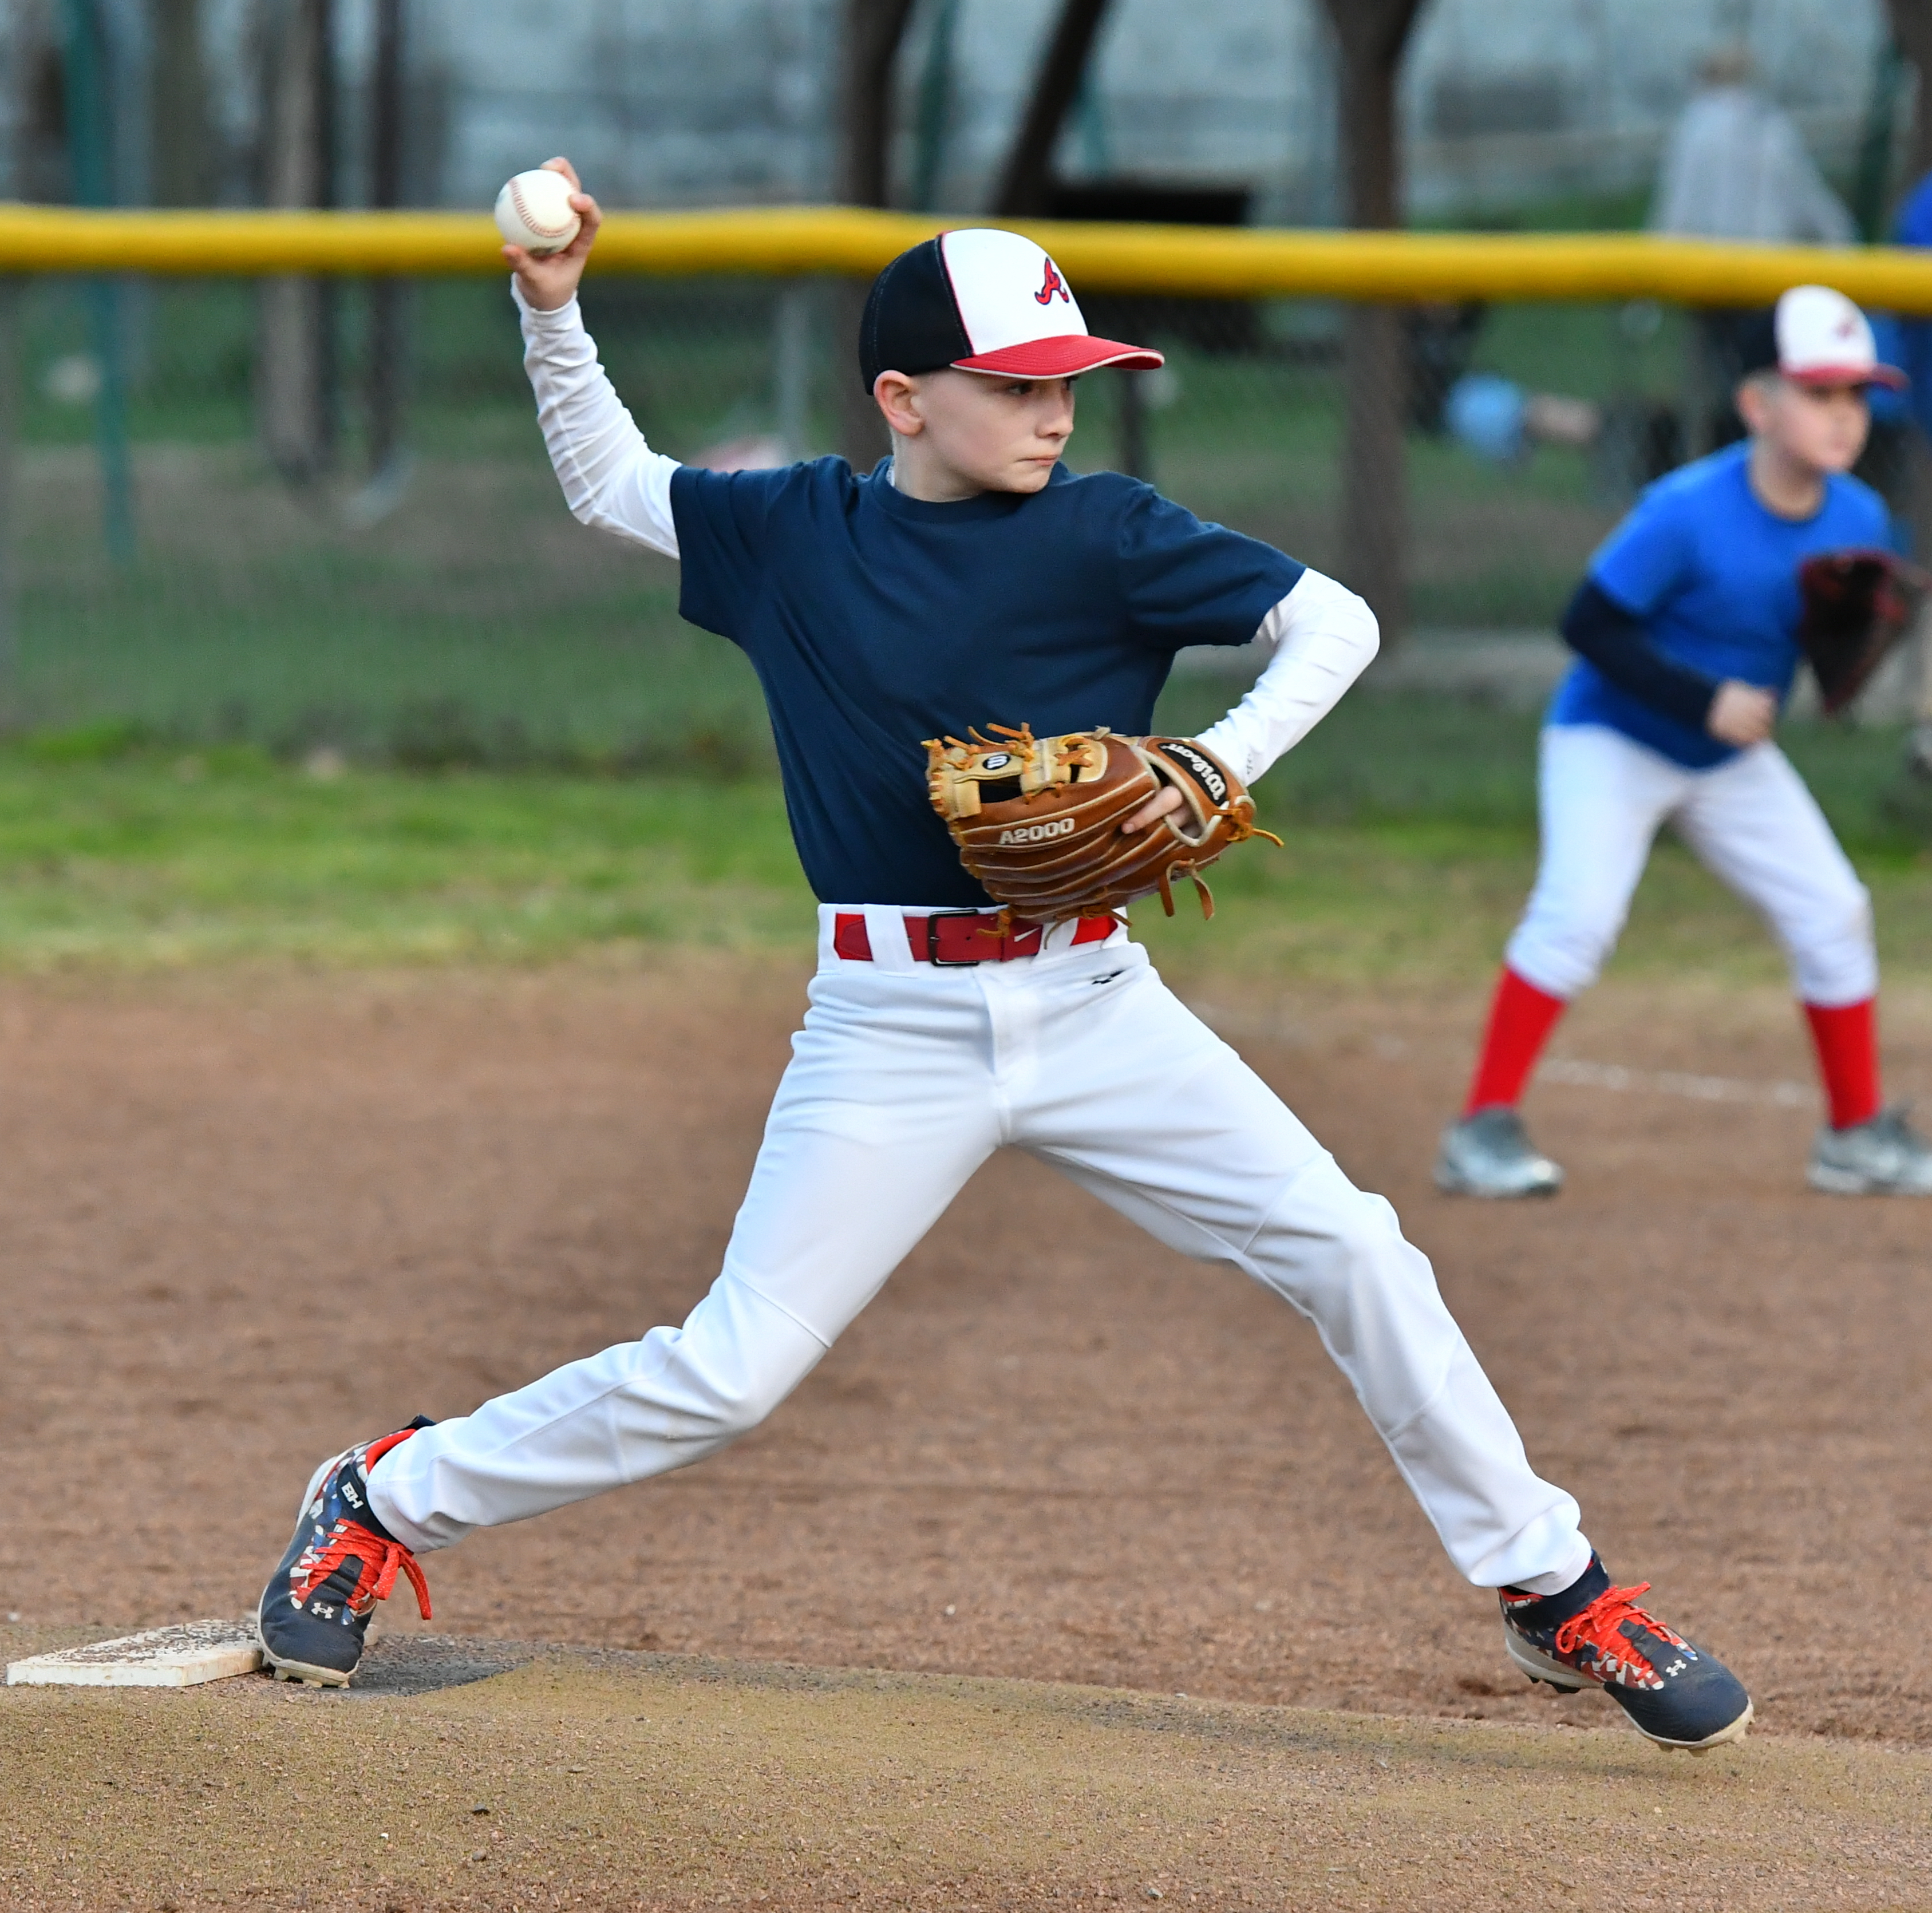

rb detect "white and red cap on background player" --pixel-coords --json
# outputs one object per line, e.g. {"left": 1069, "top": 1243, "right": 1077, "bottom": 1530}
{"left": 858, "top": 228, "right": 1164, "bottom": 390}
{"left": 1743, "top": 284, "right": 1907, "bottom": 390}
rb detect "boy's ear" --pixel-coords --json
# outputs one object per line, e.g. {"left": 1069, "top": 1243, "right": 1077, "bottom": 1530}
{"left": 1735, "top": 372, "right": 1777, "bottom": 436}
{"left": 873, "top": 370, "right": 924, "bottom": 436}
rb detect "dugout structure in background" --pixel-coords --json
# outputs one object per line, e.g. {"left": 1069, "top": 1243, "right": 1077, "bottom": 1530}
{"left": 0, "top": 207, "right": 1930, "bottom": 758}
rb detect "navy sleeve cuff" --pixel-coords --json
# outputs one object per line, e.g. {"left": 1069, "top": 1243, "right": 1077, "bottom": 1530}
{"left": 1561, "top": 580, "right": 1720, "bottom": 734}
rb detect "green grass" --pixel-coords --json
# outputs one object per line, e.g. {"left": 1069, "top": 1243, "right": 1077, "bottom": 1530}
{"left": 13, "top": 553, "right": 768, "bottom": 768}
{"left": 0, "top": 697, "right": 1926, "bottom": 986}
{"left": 10, "top": 274, "right": 1650, "bottom": 746}
{"left": 0, "top": 748, "right": 812, "bottom": 969}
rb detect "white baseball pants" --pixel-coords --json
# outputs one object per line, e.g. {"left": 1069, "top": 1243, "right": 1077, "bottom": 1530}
{"left": 368, "top": 909, "right": 1591, "bottom": 1594}
{"left": 1506, "top": 724, "right": 1876, "bottom": 1006}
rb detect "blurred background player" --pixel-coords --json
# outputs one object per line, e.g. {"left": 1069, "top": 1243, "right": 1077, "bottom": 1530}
{"left": 1653, "top": 42, "right": 1855, "bottom": 457}
{"left": 1437, "top": 285, "right": 1932, "bottom": 1201}
{"left": 1875, "top": 167, "right": 1932, "bottom": 775}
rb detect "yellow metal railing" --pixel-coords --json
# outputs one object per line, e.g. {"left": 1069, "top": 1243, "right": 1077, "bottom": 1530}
{"left": 6, "top": 202, "right": 1932, "bottom": 311}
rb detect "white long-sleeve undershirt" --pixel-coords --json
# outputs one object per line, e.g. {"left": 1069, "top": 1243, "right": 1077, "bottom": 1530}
{"left": 1195, "top": 569, "right": 1380, "bottom": 785}
{"left": 520, "top": 286, "right": 681, "bottom": 557}
{"left": 519, "top": 284, "right": 1378, "bottom": 784}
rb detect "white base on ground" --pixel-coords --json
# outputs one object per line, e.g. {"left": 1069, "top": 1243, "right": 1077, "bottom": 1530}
{"left": 1538, "top": 1054, "right": 1810, "bottom": 1107}
{"left": 6, "top": 1620, "right": 262, "bottom": 1688}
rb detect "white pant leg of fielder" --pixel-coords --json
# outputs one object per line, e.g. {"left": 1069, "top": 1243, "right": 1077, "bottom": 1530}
{"left": 1670, "top": 742, "right": 1876, "bottom": 1007}
{"left": 983, "top": 945, "right": 1589, "bottom": 1592}
{"left": 1505, "top": 724, "right": 1693, "bottom": 1001}
{"left": 368, "top": 919, "right": 1006, "bottom": 1552}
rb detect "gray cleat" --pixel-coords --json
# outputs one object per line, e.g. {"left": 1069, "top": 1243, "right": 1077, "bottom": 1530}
{"left": 1435, "top": 1106, "right": 1564, "bottom": 1199}
{"left": 1807, "top": 1105, "right": 1932, "bottom": 1195}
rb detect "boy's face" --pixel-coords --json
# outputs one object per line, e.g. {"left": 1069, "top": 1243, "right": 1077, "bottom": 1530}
{"left": 874, "top": 368, "right": 1076, "bottom": 493}
{"left": 1735, "top": 373, "right": 1870, "bottom": 476}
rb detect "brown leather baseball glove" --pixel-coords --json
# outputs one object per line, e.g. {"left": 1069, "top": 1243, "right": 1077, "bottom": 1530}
{"left": 1796, "top": 547, "right": 1930, "bottom": 716}
{"left": 923, "top": 724, "right": 1279, "bottom": 924}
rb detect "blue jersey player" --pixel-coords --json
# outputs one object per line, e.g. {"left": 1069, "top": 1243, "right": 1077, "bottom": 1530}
{"left": 1440, "top": 285, "right": 1932, "bottom": 1199}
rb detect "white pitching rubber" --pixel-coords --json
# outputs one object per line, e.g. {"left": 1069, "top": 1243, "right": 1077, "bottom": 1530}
{"left": 6, "top": 1619, "right": 263, "bottom": 1688}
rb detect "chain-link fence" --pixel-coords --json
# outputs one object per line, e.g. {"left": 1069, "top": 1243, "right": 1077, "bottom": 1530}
{"left": 0, "top": 269, "right": 1912, "bottom": 771}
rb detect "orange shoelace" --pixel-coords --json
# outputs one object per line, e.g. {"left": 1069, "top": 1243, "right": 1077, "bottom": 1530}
{"left": 1553, "top": 1580, "right": 1668, "bottom": 1670}
{"left": 294, "top": 1519, "right": 432, "bottom": 1622}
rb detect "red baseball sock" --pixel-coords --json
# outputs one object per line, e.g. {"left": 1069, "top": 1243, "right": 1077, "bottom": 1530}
{"left": 1463, "top": 967, "right": 1568, "bottom": 1116}
{"left": 1803, "top": 998, "right": 1882, "bottom": 1130}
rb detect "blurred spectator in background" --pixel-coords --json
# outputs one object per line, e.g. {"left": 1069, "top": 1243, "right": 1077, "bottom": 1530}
{"left": 1410, "top": 303, "right": 1605, "bottom": 473}
{"left": 1428, "top": 42, "right": 1862, "bottom": 487}
{"left": 1442, "top": 376, "right": 1601, "bottom": 465}
{"left": 1879, "top": 172, "right": 1932, "bottom": 450}
{"left": 1653, "top": 42, "right": 1856, "bottom": 452}
{"left": 1873, "top": 172, "right": 1932, "bottom": 770}
{"left": 1407, "top": 303, "right": 1490, "bottom": 436}
{"left": 1653, "top": 42, "right": 1855, "bottom": 246}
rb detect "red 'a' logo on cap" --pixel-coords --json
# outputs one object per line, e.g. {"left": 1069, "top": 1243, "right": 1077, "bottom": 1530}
{"left": 1035, "top": 258, "right": 1070, "bottom": 306}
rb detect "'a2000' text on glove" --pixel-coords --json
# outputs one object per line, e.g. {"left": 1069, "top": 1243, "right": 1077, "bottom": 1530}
{"left": 923, "top": 725, "right": 1279, "bottom": 925}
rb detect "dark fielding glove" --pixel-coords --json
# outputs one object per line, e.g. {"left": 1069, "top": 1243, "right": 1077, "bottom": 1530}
{"left": 923, "top": 724, "right": 1280, "bottom": 925}
{"left": 1797, "top": 548, "right": 1931, "bottom": 716}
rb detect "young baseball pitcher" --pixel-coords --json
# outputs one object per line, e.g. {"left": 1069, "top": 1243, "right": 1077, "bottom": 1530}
{"left": 255, "top": 161, "right": 1752, "bottom": 1752}
{"left": 1440, "top": 285, "right": 1932, "bottom": 1200}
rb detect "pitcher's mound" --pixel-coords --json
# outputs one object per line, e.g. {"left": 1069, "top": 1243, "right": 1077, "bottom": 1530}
{"left": 1, "top": 1634, "right": 1926, "bottom": 1910}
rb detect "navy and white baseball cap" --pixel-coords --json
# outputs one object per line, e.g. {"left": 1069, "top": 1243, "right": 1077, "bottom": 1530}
{"left": 859, "top": 228, "right": 1164, "bottom": 392}
{"left": 1739, "top": 285, "right": 1906, "bottom": 389}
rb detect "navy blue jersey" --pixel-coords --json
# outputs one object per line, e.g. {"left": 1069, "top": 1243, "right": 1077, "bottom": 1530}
{"left": 1549, "top": 444, "right": 1891, "bottom": 769}
{"left": 671, "top": 457, "right": 1302, "bottom": 905}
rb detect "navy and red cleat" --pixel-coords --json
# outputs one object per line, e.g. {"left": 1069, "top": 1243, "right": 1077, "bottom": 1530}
{"left": 1499, "top": 1554, "right": 1752, "bottom": 1752}
{"left": 255, "top": 1418, "right": 436, "bottom": 1687}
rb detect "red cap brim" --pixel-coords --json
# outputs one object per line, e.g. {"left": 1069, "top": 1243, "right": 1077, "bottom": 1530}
{"left": 1786, "top": 361, "right": 1909, "bottom": 391}
{"left": 953, "top": 334, "right": 1165, "bottom": 378}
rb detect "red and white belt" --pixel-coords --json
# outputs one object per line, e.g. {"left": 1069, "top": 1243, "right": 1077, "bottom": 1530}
{"left": 832, "top": 911, "right": 1117, "bottom": 967}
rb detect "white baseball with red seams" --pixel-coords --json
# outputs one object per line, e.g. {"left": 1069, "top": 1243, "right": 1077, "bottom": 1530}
{"left": 494, "top": 169, "right": 581, "bottom": 255}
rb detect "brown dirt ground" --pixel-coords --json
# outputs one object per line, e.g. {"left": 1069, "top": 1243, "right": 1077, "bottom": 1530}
{"left": 2, "top": 955, "right": 1930, "bottom": 1907}
{"left": 4, "top": 1643, "right": 1930, "bottom": 1912}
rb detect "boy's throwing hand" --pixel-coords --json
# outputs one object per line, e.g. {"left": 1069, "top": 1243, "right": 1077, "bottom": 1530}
{"left": 503, "top": 159, "right": 601, "bottom": 313}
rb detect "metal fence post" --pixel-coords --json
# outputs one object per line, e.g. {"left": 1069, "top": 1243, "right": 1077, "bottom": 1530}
{"left": 259, "top": 0, "right": 337, "bottom": 487}
{"left": 775, "top": 280, "right": 813, "bottom": 459}
{"left": 0, "top": 279, "right": 18, "bottom": 725}
{"left": 1342, "top": 303, "right": 1406, "bottom": 639}
{"left": 836, "top": 0, "right": 916, "bottom": 472}
{"left": 1116, "top": 368, "right": 1151, "bottom": 483}
{"left": 62, "top": 0, "right": 136, "bottom": 563}
{"left": 353, "top": 0, "right": 412, "bottom": 526}
{"left": 1322, "top": 0, "right": 1424, "bottom": 646}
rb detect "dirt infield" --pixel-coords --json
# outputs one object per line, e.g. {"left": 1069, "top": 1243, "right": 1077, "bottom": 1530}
{"left": 1, "top": 954, "right": 1930, "bottom": 1902}
{"left": 5, "top": 1637, "right": 1930, "bottom": 1911}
